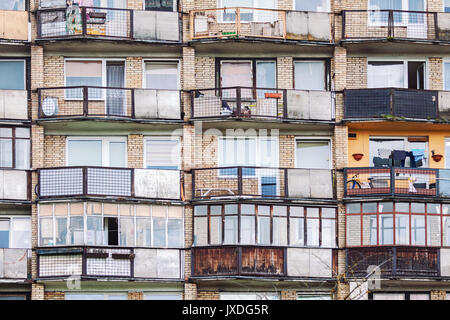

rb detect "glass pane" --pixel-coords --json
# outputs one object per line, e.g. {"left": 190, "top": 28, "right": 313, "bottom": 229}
{"left": 221, "top": 62, "right": 252, "bottom": 88}
{"left": 427, "top": 215, "right": 441, "bottom": 246}
{"left": 153, "top": 217, "right": 166, "bottom": 247}
{"left": 379, "top": 215, "right": 393, "bottom": 245}
{"left": 379, "top": 202, "right": 393, "bottom": 212}
{"left": 445, "top": 63, "right": 450, "bottom": 90}
{"left": 68, "top": 140, "right": 102, "bottom": 166}
{"left": 15, "top": 128, "right": 29, "bottom": 138}
{"left": 109, "top": 142, "right": 125, "bottom": 167}
{"left": 224, "top": 216, "right": 238, "bottom": 244}
{"left": 322, "top": 207, "right": 335, "bottom": 218}
{"left": 290, "top": 217, "right": 304, "bottom": 246}
{"left": 211, "top": 205, "right": 222, "bottom": 215}
{"left": 321, "top": 219, "right": 335, "bottom": 247}
{"left": 411, "top": 215, "right": 425, "bottom": 245}
{"left": 307, "top": 219, "right": 319, "bottom": 246}
{"left": 369, "top": 0, "right": 402, "bottom": 10}
{"left": 444, "top": 216, "right": 450, "bottom": 246}
{"left": 65, "top": 61, "right": 102, "bottom": 99}
{"left": 40, "top": 217, "right": 53, "bottom": 246}
{"left": 372, "top": 293, "right": 404, "bottom": 300}
{"left": 362, "top": 202, "right": 377, "bottom": 213}
{"left": 136, "top": 218, "right": 151, "bottom": 247}
{"left": 193, "top": 216, "right": 207, "bottom": 246}
{"left": 145, "top": 0, "right": 175, "bottom": 11}
{"left": 210, "top": 216, "right": 222, "bottom": 245}
{"left": 0, "top": 139, "right": 12, "bottom": 167}
{"left": 69, "top": 216, "right": 84, "bottom": 245}
{"left": 368, "top": 62, "right": 404, "bottom": 88}
{"left": 273, "top": 206, "right": 287, "bottom": 216}
{"left": 294, "top": 61, "right": 326, "bottom": 90}
{"left": 256, "top": 61, "right": 276, "bottom": 88}
{"left": 0, "top": 128, "right": 11, "bottom": 137}
{"left": 396, "top": 202, "right": 409, "bottom": 213}
{"left": 346, "top": 203, "right": 360, "bottom": 214}
{"left": 225, "top": 204, "right": 238, "bottom": 215}
{"left": 446, "top": 0, "right": 450, "bottom": 12}
{"left": 273, "top": 217, "right": 287, "bottom": 246}
{"left": 411, "top": 202, "right": 425, "bottom": 213}
{"left": 146, "top": 139, "right": 180, "bottom": 169}
{"left": 87, "top": 216, "right": 103, "bottom": 245}
{"left": 145, "top": 62, "right": 178, "bottom": 90}
{"left": 257, "top": 216, "right": 270, "bottom": 245}
{"left": 290, "top": 206, "right": 304, "bottom": 217}
{"left": 363, "top": 215, "right": 377, "bottom": 245}
{"left": 15, "top": 139, "right": 30, "bottom": 169}
{"left": 296, "top": 140, "right": 330, "bottom": 169}
{"left": 119, "top": 217, "right": 134, "bottom": 246}
{"left": 194, "top": 206, "right": 207, "bottom": 216}
{"left": 0, "top": 61, "right": 25, "bottom": 90}
{"left": 295, "top": 0, "right": 328, "bottom": 11}
{"left": 427, "top": 203, "right": 441, "bottom": 214}
{"left": 241, "top": 216, "right": 255, "bottom": 244}
{"left": 395, "top": 215, "right": 409, "bottom": 245}
{"left": 11, "top": 218, "right": 30, "bottom": 248}
{"left": 0, "top": 220, "right": 9, "bottom": 248}
{"left": 168, "top": 219, "right": 182, "bottom": 247}
{"left": 55, "top": 217, "right": 68, "bottom": 245}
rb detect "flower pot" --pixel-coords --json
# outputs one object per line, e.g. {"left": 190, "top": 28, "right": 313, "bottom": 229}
{"left": 352, "top": 153, "right": 364, "bottom": 161}
{"left": 432, "top": 154, "right": 443, "bottom": 162}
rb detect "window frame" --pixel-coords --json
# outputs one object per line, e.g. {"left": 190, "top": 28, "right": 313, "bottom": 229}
{"left": 0, "top": 59, "right": 26, "bottom": 91}
{"left": 143, "top": 136, "right": 181, "bottom": 170}
{"left": 293, "top": 58, "right": 331, "bottom": 91}
{"left": 0, "top": 126, "right": 30, "bottom": 169}
{"left": 66, "top": 136, "right": 127, "bottom": 167}
{"left": 142, "top": 59, "right": 181, "bottom": 90}
{"left": 444, "top": 60, "right": 450, "bottom": 91}
{"left": 0, "top": 216, "right": 31, "bottom": 249}
{"left": 294, "top": 137, "right": 332, "bottom": 169}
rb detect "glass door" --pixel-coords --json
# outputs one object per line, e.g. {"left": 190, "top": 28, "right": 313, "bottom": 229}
{"left": 106, "top": 62, "right": 125, "bottom": 116}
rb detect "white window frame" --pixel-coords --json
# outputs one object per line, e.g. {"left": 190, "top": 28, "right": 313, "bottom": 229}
{"left": 0, "top": 59, "right": 26, "bottom": 91}
{"left": 0, "top": 216, "right": 31, "bottom": 249}
{"left": 143, "top": 136, "right": 181, "bottom": 170}
{"left": 66, "top": 136, "right": 127, "bottom": 167}
{"left": 64, "top": 58, "right": 126, "bottom": 101}
{"left": 367, "top": 58, "right": 428, "bottom": 89}
{"left": 293, "top": 0, "right": 330, "bottom": 12}
{"left": 294, "top": 137, "right": 332, "bottom": 169}
{"left": 142, "top": 59, "right": 181, "bottom": 90}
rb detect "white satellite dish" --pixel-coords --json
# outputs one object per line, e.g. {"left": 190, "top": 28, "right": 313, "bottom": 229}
{"left": 42, "top": 97, "right": 59, "bottom": 117}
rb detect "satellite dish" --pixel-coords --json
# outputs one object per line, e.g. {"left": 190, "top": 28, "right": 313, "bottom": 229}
{"left": 42, "top": 97, "right": 59, "bottom": 117}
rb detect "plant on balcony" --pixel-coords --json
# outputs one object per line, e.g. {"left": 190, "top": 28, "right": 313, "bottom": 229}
{"left": 431, "top": 150, "right": 443, "bottom": 162}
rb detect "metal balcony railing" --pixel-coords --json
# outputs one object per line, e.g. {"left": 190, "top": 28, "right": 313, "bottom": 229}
{"left": 37, "top": 246, "right": 184, "bottom": 279}
{"left": 344, "top": 167, "right": 441, "bottom": 198}
{"left": 190, "top": 7, "right": 332, "bottom": 42}
{"left": 344, "top": 88, "right": 440, "bottom": 120}
{"left": 190, "top": 87, "right": 334, "bottom": 121}
{"left": 37, "top": 86, "right": 182, "bottom": 121}
{"left": 191, "top": 246, "right": 286, "bottom": 277}
{"left": 192, "top": 167, "right": 335, "bottom": 200}
{"left": 342, "top": 10, "right": 450, "bottom": 41}
{"left": 37, "top": 167, "right": 183, "bottom": 200}
{"left": 37, "top": 6, "right": 181, "bottom": 41}
{"left": 346, "top": 246, "right": 439, "bottom": 278}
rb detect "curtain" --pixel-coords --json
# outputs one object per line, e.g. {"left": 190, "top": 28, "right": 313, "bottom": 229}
{"left": 146, "top": 139, "right": 180, "bottom": 169}
{"left": 368, "top": 62, "right": 404, "bottom": 88}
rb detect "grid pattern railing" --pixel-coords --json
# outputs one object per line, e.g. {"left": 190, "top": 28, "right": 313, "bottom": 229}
{"left": 342, "top": 10, "right": 446, "bottom": 41}
{"left": 346, "top": 246, "right": 439, "bottom": 278}
{"left": 192, "top": 167, "right": 335, "bottom": 200}
{"left": 191, "top": 246, "right": 286, "bottom": 277}
{"left": 345, "top": 167, "right": 438, "bottom": 197}
{"left": 37, "top": 246, "right": 134, "bottom": 278}
{"left": 37, "top": 6, "right": 132, "bottom": 39}
{"left": 37, "top": 167, "right": 183, "bottom": 200}
{"left": 344, "top": 88, "right": 439, "bottom": 120}
{"left": 191, "top": 87, "right": 334, "bottom": 121}
{"left": 37, "top": 87, "right": 183, "bottom": 120}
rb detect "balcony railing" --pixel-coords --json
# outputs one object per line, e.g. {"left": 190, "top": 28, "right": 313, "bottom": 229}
{"left": 190, "top": 8, "right": 332, "bottom": 42}
{"left": 0, "top": 90, "right": 29, "bottom": 120}
{"left": 0, "top": 169, "right": 31, "bottom": 201}
{"left": 344, "top": 88, "right": 441, "bottom": 120}
{"left": 37, "top": 87, "right": 182, "bottom": 121}
{"left": 346, "top": 247, "right": 439, "bottom": 278}
{"left": 37, "top": 167, "right": 182, "bottom": 200}
{"left": 37, "top": 246, "right": 183, "bottom": 280}
{"left": 192, "top": 246, "right": 336, "bottom": 278}
{"left": 37, "top": 7, "right": 181, "bottom": 42}
{"left": 192, "top": 167, "right": 334, "bottom": 200}
{"left": 0, "top": 248, "right": 31, "bottom": 280}
{"left": 342, "top": 10, "right": 450, "bottom": 41}
{"left": 344, "top": 167, "right": 444, "bottom": 198}
{"left": 0, "top": 9, "right": 29, "bottom": 41}
{"left": 191, "top": 87, "right": 334, "bottom": 121}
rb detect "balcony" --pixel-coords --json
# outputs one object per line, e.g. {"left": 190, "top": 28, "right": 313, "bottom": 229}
{"left": 0, "top": 9, "right": 29, "bottom": 42}
{"left": 192, "top": 246, "right": 335, "bottom": 278}
{"left": 191, "top": 87, "right": 334, "bottom": 121}
{"left": 37, "top": 87, "right": 182, "bottom": 121}
{"left": 36, "top": 246, "right": 183, "bottom": 280}
{"left": 343, "top": 88, "right": 449, "bottom": 121}
{"left": 189, "top": 8, "right": 331, "bottom": 43}
{"left": 0, "top": 249, "right": 31, "bottom": 281}
{"left": 0, "top": 169, "right": 31, "bottom": 202}
{"left": 343, "top": 167, "right": 450, "bottom": 198}
{"left": 346, "top": 247, "right": 439, "bottom": 278}
{"left": 37, "top": 167, "right": 182, "bottom": 201}
{"left": 0, "top": 90, "right": 28, "bottom": 120}
{"left": 192, "top": 167, "right": 334, "bottom": 200}
{"left": 342, "top": 10, "right": 450, "bottom": 42}
{"left": 37, "top": 7, "right": 180, "bottom": 42}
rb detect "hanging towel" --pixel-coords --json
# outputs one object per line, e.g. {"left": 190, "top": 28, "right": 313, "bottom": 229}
{"left": 411, "top": 149, "right": 425, "bottom": 161}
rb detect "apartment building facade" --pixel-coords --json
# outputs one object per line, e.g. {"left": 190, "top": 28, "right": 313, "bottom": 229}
{"left": 0, "top": 0, "right": 449, "bottom": 300}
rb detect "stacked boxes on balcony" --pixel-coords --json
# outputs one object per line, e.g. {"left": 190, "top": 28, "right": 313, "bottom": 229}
{"left": 0, "top": 0, "right": 449, "bottom": 301}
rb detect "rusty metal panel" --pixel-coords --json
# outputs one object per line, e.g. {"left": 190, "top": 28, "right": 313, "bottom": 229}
{"left": 241, "top": 247, "right": 284, "bottom": 276}
{"left": 192, "top": 247, "right": 238, "bottom": 276}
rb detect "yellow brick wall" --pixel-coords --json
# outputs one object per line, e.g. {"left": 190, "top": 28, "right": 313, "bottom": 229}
{"left": 429, "top": 57, "right": 443, "bottom": 90}
{"left": 128, "top": 134, "right": 144, "bottom": 168}
{"left": 346, "top": 57, "right": 367, "bottom": 89}
{"left": 44, "top": 136, "right": 66, "bottom": 167}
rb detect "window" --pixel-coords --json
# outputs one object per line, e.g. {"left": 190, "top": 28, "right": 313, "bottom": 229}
{"left": 39, "top": 203, "right": 183, "bottom": 248}
{"left": 0, "top": 60, "right": 25, "bottom": 90}
{"left": 294, "top": 0, "right": 329, "bottom": 12}
{"left": 297, "top": 294, "right": 332, "bottom": 300}
{"left": 294, "top": 60, "right": 327, "bottom": 91}
{"left": 0, "top": 127, "right": 30, "bottom": 169}
{"left": 369, "top": 136, "right": 428, "bottom": 167}
{"left": 145, "top": 62, "right": 179, "bottom": 90}
{"left": 368, "top": 0, "right": 425, "bottom": 25}
{"left": 446, "top": 139, "right": 450, "bottom": 169}
{"left": 0, "top": 217, "right": 31, "bottom": 248}
{"left": 87, "top": 0, "right": 126, "bottom": 8}
{"left": 145, "top": 0, "right": 175, "bottom": 11}
{"left": 346, "top": 202, "right": 450, "bottom": 247}
{"left": 144, "top": 137, "right": 180, "bottom": 169}
{"left": 446, "top": 0, "right": 450, "bottom": 12}
{"left": 445, "top": 62, "right": 450, "bottom": 91}
{"left": 370, "top": 292, "right": 429, "bottom": 300}
{"left": 144, "top": 292, "right": 182, "bottom": 300}
{"left": 67, "top": 137, "right": 126, "bottom": 167}
{"left": 65, "top": 293, "right": 127, "bottom": 300}
{"left": 296, "top": 139, "right": 331, "bottom": 169}
{"left": 220, "top": 60, "right": 276, "bottom": 89}
{"left": 368, "top": 61, "right": 425, "bottom": 89}
{"left": 0, "top": 0, "right": 25, "bottom": 11}
{"left": 220, "top": 0, "right": 277, "bottom": 22}
{"left": 220, "top": 292, "right": 279, "bottom": 300}
{"left": 194, "top": 204, "right": 336, "bottom": 247}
